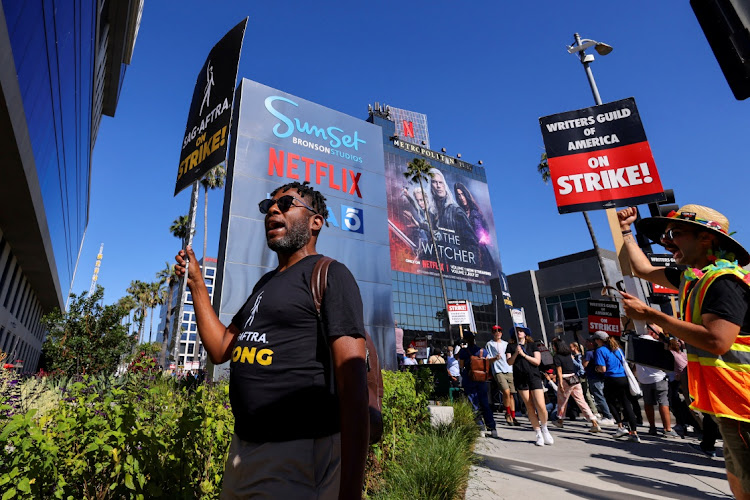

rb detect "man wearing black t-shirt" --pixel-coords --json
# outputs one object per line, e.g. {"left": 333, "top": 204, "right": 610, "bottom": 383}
{"left": 616, "top": 205, "right": 750, "bottom": 499}
{"left": 176, "top": 181, "right": 368, "bottom": 499}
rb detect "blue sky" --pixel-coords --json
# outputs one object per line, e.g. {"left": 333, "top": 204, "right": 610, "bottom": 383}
{"left": 73, "top": 1, "right": 749, "bottom": 337}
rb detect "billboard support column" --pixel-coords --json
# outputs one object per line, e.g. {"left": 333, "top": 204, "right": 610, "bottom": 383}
{"left": 570, "top": 32, "right": 646, "bottom": 336}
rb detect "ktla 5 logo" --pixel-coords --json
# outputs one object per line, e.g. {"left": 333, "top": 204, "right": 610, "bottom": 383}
{"left": 341, "top": 205, "right": 364, "bottom": 234}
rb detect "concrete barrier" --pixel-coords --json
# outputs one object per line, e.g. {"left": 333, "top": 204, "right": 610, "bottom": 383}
{"left": 428, "top": 404, "right": 454, "bottom": 427}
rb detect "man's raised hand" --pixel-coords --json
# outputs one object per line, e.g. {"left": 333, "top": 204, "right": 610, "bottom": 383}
{"left": 617, "top": 207, "right": 639, "bottom": 231}
{"left": 175, "top": 245, "right": 202, "bottom": 288}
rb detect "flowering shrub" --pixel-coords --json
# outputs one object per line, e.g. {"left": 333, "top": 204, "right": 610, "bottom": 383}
{"left": 127, "top": 351, "right": 159, "bottom": 374}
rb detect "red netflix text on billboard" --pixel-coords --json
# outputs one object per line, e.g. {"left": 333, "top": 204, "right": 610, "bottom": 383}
{"left": 267, "top": 147, "right": 362, "bottom": 197}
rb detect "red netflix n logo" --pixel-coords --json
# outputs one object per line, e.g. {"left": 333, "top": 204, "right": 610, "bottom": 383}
{"left": 402, "top": 120, "right": 414, "bottom": 138}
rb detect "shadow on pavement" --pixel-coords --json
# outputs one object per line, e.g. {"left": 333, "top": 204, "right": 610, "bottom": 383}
{"left": 474, "top": 453, "right": 731, "bottom": 500}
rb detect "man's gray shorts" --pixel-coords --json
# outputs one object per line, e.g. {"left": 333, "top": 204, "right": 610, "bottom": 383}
{"left": 221, "top": 433, "right": 341, "bottom": 499}
{"left": 641, "top": 379, "right": 669, "bottom": 406}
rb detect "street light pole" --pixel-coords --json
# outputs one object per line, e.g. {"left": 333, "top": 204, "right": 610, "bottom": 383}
{"left": 569, "top": 33, "right": 647, "bottom": 337}
{"left": 574, "top": 33, "right": 604, "bottom": 105}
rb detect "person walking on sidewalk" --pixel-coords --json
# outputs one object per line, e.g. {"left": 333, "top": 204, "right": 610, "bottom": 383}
{"left": 552, "top": 338, "right": 601, "bottom": 433}
{"left": 592, "top": 331, "right": 641, "bottom": 443}
{"left": 458, "top": 331, "right": 498, "bottom": 438}
{"left": 485, "top": 325, "right": 519, "bottom": 426}
{"left": 508, "top": 328, "right": 554, "bottom": 446}
{"left": 636, "top": 324, "right": 680, "bottom": 438}
{"left": 583, "top": 338, "right": 615, "bottom": 425}
{"left": 617, "top": 205, "right": 750, "bottom": 499}
{"left": 175, "top": 181, "right": 368, "bottom": 499}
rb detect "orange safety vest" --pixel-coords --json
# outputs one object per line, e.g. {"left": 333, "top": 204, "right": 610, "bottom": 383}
{"left": 679, "top": 260, "right": 750, "bottom": 423}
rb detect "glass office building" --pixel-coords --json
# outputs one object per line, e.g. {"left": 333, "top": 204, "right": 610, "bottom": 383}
{"left": 367, "top": 105, "right": 508, "bottom": 348}
{"left": 0, "top": 1, "right": 141, "bottom": 370}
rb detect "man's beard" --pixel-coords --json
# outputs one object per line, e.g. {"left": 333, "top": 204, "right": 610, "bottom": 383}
{"left": 267, "top": 217, "right": 311, "bottom": 252}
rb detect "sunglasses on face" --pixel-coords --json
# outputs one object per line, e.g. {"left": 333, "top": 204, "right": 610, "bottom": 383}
{"left": 660, "top": 228, "right": 693, "bottom": 242}
{"left": 258, "top": 195, "right": 318, "bottom": 215}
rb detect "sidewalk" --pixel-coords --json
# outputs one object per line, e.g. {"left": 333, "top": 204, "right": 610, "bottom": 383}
{"left": 466, "top": 414, "right": 732, "bottom": 499}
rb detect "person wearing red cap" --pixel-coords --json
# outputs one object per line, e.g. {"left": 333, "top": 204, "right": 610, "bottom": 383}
{"left": 485, "top": 325, "right": 519, "bottom": 426}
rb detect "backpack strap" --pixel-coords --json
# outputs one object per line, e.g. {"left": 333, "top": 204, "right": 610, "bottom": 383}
{"left": 311, "top": 256, "right": 335, "bottom": 315}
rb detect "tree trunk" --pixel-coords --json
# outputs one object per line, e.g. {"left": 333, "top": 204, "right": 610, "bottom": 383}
{"left": 149, "top": 306, "right": 155, "bottom": 344}
{"left": 159, "top": 282, "right": 173, "bottom": 368}
{"left": 418, "top": 177, "right": 453, "bottom": 344}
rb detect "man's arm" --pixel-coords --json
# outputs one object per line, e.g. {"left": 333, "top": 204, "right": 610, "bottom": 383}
{"left": 175, "top": 246, "right": 238, "bottom": 363}
{"left": 330, "top": 335, "right": 368, "bottom": 500}
{"left": 621, "top": 291, "right": 741, "bottom": 355}
{"left": 617, "top": 207, "right": 674, "bottom": 289}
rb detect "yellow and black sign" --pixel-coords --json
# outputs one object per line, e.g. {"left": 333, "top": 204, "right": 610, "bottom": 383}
{"left": 174, "top": 18, "right": 247, "bottom": 196}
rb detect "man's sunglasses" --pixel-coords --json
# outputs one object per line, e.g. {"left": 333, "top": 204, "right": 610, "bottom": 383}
{"left": 258, "top": 195, "right": 318, "bottom": 215}
{"left": 660, "top": 228, "right": 693, "bottom": 242}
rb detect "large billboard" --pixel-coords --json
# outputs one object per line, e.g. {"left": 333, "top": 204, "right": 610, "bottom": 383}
{"left": 214, "top": 79, "right": 395, "bottom": 373}
{"left": 384, "top": 149, "right": 502, "bottom": 285}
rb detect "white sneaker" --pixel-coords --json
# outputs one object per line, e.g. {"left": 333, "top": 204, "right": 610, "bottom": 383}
{"left": 614, "top": 427, "right": 629, "bottom": 439}
{"left": 535, "top": 433, "right": 545, "bottom": 446}
{"left": 542, "top": 427, "right": 554, "bottom": 445}
{"left": 589, "top": 422, "right": 602, "bottom": 433}
{"left": 490, "top": 429, "right": 498, "bottom": 439}
{"left": 628, "top": 433, "right": 641, "bottom": 443}
{"left": 600, "top": 418, "right": 616, "bottom": 426}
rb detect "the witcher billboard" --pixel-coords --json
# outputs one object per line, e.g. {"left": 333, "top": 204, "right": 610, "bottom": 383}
{"left": 385, "top": 154, "right": 502, "bottom": 285}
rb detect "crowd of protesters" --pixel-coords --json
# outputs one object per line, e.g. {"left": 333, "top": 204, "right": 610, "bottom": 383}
{"left": 398, "top": 324, "right": 705, "bottom": 450}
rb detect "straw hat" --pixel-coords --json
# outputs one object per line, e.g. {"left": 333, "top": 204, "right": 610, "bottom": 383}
{"left": 637, "top": 204, "right": 749, "bottom": 266}
{"left": 406, "top": 347, "right": 418, "bottom": 355}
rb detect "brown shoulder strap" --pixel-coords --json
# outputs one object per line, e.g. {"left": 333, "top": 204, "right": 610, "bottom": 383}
{"left": 311, "top": 256, "right": 335, "bottom": 314}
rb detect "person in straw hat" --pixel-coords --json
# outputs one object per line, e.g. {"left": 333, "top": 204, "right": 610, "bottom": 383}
{"left": 617, "top": 205, "right": 750, "bottom": 499}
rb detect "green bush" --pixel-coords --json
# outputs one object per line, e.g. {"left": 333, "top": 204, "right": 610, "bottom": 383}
{"left": 1, "top": 368, "right": 476, "bottom": 499}
{"left": 0, "top": 373, "right": 232, "bottom": 499}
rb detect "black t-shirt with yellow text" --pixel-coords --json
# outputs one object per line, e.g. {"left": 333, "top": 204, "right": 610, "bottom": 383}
{"left": 229, "top": 254, "right": 364, "bottom": 443}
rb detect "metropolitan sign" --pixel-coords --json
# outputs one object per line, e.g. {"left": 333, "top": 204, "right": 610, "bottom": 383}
{"left": 174, "top": 19, "right": 247, "bottom": 196}
{"left": 539, "top": 98, "right": 666, "bottom": 214}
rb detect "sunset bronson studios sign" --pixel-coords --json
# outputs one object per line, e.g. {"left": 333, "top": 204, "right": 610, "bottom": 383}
{"left": 539, "top": 98, "right": 666, "bottom": 214}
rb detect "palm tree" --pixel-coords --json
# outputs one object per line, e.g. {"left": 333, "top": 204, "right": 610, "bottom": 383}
{"left": 147, "top": 280, "right": 164, "bottom": 344}
{"left": 170, "top": 214, "right": 190, "bottom": 248}
{"left": 537, "top": 151, "right": 612, "bottom": 288}
{"left": 403, "top": 157, "right": 453, "bottom": 343}
{"left": 156, "top": 263, "right": 178, "bottom": 368}
{"left": 117, "top": 295, "right": 138, "bottom": 334}
{"left": 199, "top": 164, "right": 226, "bottom": 261}
{"left": 126, "top": 280, "right": 150, "bottom": 345}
